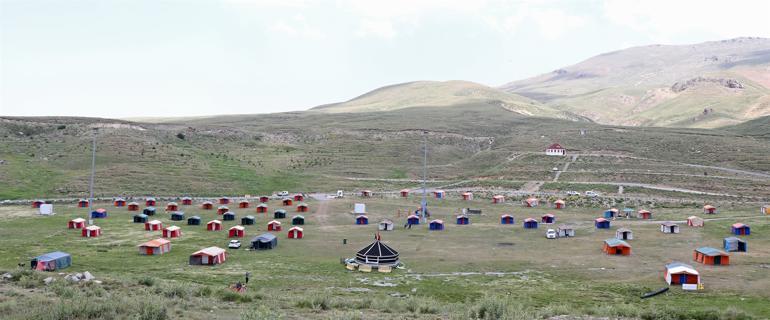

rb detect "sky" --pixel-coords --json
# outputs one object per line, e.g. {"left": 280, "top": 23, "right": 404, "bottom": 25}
{"left": 2, "top": 0, "right": 769, "bottom": 118}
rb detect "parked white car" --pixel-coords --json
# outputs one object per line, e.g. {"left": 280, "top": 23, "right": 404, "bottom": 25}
{"left": 566, "top": 191, "right": 580, "bottom": 196}
{"left": 228, "top": 240, "right": 241, "bottom": 249}
{"left": 585, "top": 191, "right": 600, "bottom": 198}
{"left": 276, "top": 191, "right": 289, "bottom": 197}
{"left": 546, "top": 229, "right": 557, "bottom": 239}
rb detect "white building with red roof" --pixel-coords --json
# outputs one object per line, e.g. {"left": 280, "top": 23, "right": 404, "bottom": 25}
{"left": 545, "top": 143, "right": 566, "bottom": 156}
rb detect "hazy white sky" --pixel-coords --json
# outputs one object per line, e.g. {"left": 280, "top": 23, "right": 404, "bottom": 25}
{"left": 2, "top": 0, "right": 769, "bottom": 118}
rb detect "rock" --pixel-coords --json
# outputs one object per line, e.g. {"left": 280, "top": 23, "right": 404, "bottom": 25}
{"left": 93, "top": 280, "right": 102, "bottom": 284}
{"left": 75, "top": 273, "right": 83, "bottom": 280}
{"left": 44, "top": 277, "right": 55, "bottom": 285}
{"left": 2, "top": 273, "right": 12, "bottom": 280}
{"left": 82, "top": 271, "right": 95, "bottom": 281}
{"left": 411, "top": 288, "right": 417, "bottom": 293}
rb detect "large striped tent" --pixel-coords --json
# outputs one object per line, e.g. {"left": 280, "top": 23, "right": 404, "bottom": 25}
{"left": 355, "top": 235, "right": 399, "bottom": 267}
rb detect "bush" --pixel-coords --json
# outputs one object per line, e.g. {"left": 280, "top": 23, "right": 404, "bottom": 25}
{"left": 162, "top": 283, "right": 190, "bottom": 299}
{"left": 295, "top": 295, "right": 331, "bottom": 310}
{"left": 133, "top": 303, "right": 167, "bottom": 320}
{"left": 195, "top": 286, "right": 212, "bottom": 297}
{"left": 219, "top": 289, "right": 253, "bottom": 303}
{"left": 18, "top": 275, "right": 41, "bottom": 289}
{"left": 240, "top": 306, "right": 284, "bottom": 320}
{"left": 138, "top": 277, "right": 156, "bottom": 287}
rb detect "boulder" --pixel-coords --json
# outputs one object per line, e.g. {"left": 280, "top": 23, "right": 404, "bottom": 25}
{"left": 44, "top": 277, "right": 55, "bottom": 285}
{"left": 82, "top": 271, "right": 95, "bottom": 281}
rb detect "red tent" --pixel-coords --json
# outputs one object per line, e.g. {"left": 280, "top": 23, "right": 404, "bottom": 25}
{"left": 703, "top": 205, "right": 717, "bottom": 214}
{"left": 201, "top": 201, "right": 213, "bottom": 210}
{"left": 523, "top": 198, "right": 539, "bottom": 207}
{"left": 294, "top": 194, "right": 304, "bottom": 202}
{"left": 219, "top": 197, "right": 230, "bottom": 205}
{"left": 296, "top": 203, "right": 309, "bottom": 212}
{"left": 163, "top": 226, "right": 181, "bottom": 238}
{"left": 206, "top": 220, "right": 222, "bottom": 231}
{"left": 694, "top": 247, "right": 729, "bottom": 265}
{"left": 638, "top": 210, "right": 652, "bottom": 219}
{"left": 228, "top": 225, "right": 245, "bottom": 238}
{"left": 217, "top": 206, "right": 229, "bottom": 215}
{"left": 127, "top": 202, "right": 140, "bottom": 211}
{"left": 32, "top": 200, "right": 45, "bottom": 208}
{"left": 189, "top": 247, "right": 226, "bottom": 265}
{"left": 256, "top": 204, "right": 268, "bottom": 213}
{"left": 68, "top": 218, "right": 86, "bottom": 229}
{"left": 138, "top": 238, "right": 171, "bottom": 255}
{"left": 145, "top": 220, "right": 163, "bottom": 231}
{"left": 259, "top": 196, "right": 269, "bottom": 203}
{"left": 77, "top": 199, "right": 89, "bottom": 208}
{"left": 400, "top": 189, "right": 409, "bottom": 197}
{"left": 288, "top": 226, "right": 303, "bottom": 239}
{"left": 268, "top": 220, "right": 282, "bottom": 231}
{"left": 492, "top": 195, "right": 505, "bottom": 204}
{"left": 145, "top": 198, "right": 156, "bottom": 207}
{"left": 462, "top": 192, "right": 473, "bottom": 200}
{"left": 166, "top": 202, "right": 179, "bottom": 211}
{"left": 361, "top": 190, "right": 372, "bottom": 197}
{"left": 114, "top": 198, "right": 126, "bottom": 207}
{"left": 82, "top": 225, "right": 101, "bottom": 237}
{"left": 238, "top": 200, "right": 250, "bottom": 208}
{"left": 603, "top": 239, "right": 631, "bottom": 255}
{"left": 181, "top": 197, "right": 193, "bottom": 205}
{"left": 283, "top": 199, "right": 293, "bottom": 206}
{"left": 541, "top": 213, "right": 556, "bottom": 224}
{"left": 554, "top": 199, "right": 565, "bottom": 209}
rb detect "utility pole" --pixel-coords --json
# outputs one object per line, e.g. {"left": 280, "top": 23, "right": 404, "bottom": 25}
{"left": 88, "top": 128, "right": 98, "bottom": 224}
{"left": 421, "top": 131, "right": 427, "bottom": 222}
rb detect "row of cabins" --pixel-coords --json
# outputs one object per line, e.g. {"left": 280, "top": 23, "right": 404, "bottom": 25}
{"left": 83, "top": 195, "right": 300, "bottom": 208}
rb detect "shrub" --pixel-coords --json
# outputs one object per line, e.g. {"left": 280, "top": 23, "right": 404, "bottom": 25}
{"left": 240, "top": 306, "right": 284, "bottom": 320}
{"left": 18, "top": 275, "right": 41, "bottom": 289}
{"left": 138, "top": 277, "right": 156, "bottom": 287}
{"left": 295, "top": 295, "right": 331, "bottom": 310}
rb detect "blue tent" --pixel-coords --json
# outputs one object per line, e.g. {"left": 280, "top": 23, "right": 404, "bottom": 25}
{"left": 407, "top": 215, "right": 420, "bottom": 225}
{"left": 31, "top": 251, "right": 71, "bottom": 271}
{"left": 133, "top": 213, "right": 148, "bottom": 223}
{"left": 595, "top": 218, "right": 611, "bottom": 229}
{"left": 603, "top": 209, "right": 617, "bottom": 219}
{"left": 187, "top": 216, "right": 201, "bottom": 225}
{"left": 723, "top": 237, "right": 747, "bottom": 252}
{"left": 523, "top": 218, "right": 538, "bottom": 229}
{"left": 223, "top": 211, "right": 236, "bottom": 221}
{"left": 143, "top": 207, "right": 156, "bottom": 216}
{"left": 429, "top": 220, "right": 445, "bottom": 230}
{"left": 171, "top": 211, "right": 185, "bottom": 221}
{"left": 91, "top": 209, "right": 108, "bottom": 219}
{"left": 355, "top": 215, "right": 369, "bottom": 225}
{"left": 500, "top": 215, "right": 515, "bottom": 224}
{"left": 456, "top": 215, "right": 469, "bottom": 225}
{"left": 251, "top": 233, "right": 278, "bottom": 250}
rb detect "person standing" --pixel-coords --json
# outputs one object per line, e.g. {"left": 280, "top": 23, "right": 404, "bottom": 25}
{"left": 245, "top": 272, "right": 250, "bottom": 284}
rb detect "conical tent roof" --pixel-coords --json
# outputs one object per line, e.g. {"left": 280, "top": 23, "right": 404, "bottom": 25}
{"left": 355, "top": 237, "right": 399, "bottom": 267}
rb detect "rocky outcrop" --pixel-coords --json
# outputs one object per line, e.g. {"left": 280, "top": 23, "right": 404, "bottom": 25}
{"left": 671, "top": 77, "right": 744, "bottom": 92}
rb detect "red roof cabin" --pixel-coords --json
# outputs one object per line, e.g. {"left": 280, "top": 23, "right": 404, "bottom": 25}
{"left": 603, "top": 239, "right": 631, "bottom": 255}
{"left": 238, "top": 200, "right": 250, "bottom": 208}
{"left": 400, "top": 189, "right": 409, "bottom": 197}
{"left": 138, "top": 238, "right": 171, "bottom": 255}
{"left": 145, "top": 198, "right": 156, "bottom": 207}
{"left": 166, "top": 202, "right": 179, "bottom": 211}
{"left": 492, "top": 195, "right": 505, "bottom": 204}
{"left": 189, "top": 246, "right": 226, "bottom": 265}
{"left": 145, "top": 220, "right": 163, "bottom": 231}
{"left": 127, "top": 202, "right": 140, "bottom": 211}
{"left": 694, "top": 247, "right": 729, "bottom": 265}
{"left": 201, "top": 201, "right": 213, "bottom": 210}
{"left": 68, "top": 218, "right": 86, "bottom": 229}
{"left": 219, "top": 197, "right": 230, "bottom": 205}
{"left": 267, "top": 220, "right": 282, "bottom": 231}
{"left": 217, "top": 205, "right": 229, "bottom": 215}
{"left": 361, "top": 190, "right": 372, "bottom": 197}
{"left": 293, "top": 194, "right": 304, "bottom": 202}
{"left": 500, "top": 214, "right": 515, "bottom": 225}
{"left": 228, "top": 225, "right": 245, "bottom": 238}
{"left": 664, "top": 262, "right": 700, "bottom": 286}
{"left": 687, "top": 216, "right": 704, "bottom": 227}
{"left": 462, "top": 192, "right": 473, "bottom": 201}
{"left": 82, "top": 225, "right": 101, "bottom": 238}
{"left": 433, "top": 190, "right": 445, "bottom": 199}
{"left": 256, "top": 203, "right": 268, "bottom": 213}
{"left": 259, "top": 196, "right": 269, "bottom": 203}
{"left": 77, "top": 199, "right": 89, "bottom": 208}
{"left": 638, "top": 210, "right": 652, "bottom": 219}
{"left": 163, "top": 226, "right": 181, "bottom": 238}
{"left": 541, "top": 213, "right": 556, "bottom": 224}
{"left": 545, "top": 143, "right": 566, "bottom": 156}
{"left": 282, "top": 198, "right": 293, "bottom": 206}
{"left": 32, "top": 200, "right": 45, "bottom": 208}
{"left": 181, "top": 197, "right": 192, "bottom": 205}
{"left": 114, "top": 198, "right": 126, "bottom": 207}
{"left": 288, "top": 226, "right": 304, "bottom": 239}
{"left": 703, "top": 205, "right": 717, "bottom": 214}
{"left": 524, "top": 198, "right": 539, "bottom": 207}
{"left": 554, "top": 199, "right": 565, "bottom": 209}
{"left": 296, "top": 203, "right": 309, "bottom": 212}
{"left": 206, "top": 220, "right": 222, "bottom": 231}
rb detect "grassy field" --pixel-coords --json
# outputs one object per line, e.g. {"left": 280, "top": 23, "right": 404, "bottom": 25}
{"left": 1, "top": 195, "right": 768, "bottom": 319}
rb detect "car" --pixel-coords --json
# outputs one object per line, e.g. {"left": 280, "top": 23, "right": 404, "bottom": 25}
{"left": 276, "top": 191, "right": 289, "bottom": 197}
{"left": 566, "top": 191, "right": 580, "bottom": 196}
{"left": 585, "top": 191, "right": 600, "bottom": 198}
{"left": 228, "top": 240, "right": 241, "bottom": 249}
{"left": 546, "top": 229, "right": 557, "bottom": 239}
{"left": 552, "top": 167, "right": 559, "bottom": 171}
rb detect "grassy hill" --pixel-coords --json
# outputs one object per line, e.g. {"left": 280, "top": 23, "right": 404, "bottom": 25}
{"left": 2, "top": 105, "right": 770, "bottom": 200}
{"left": 311, "top": 80, "right": 586, "bottom": 121}
{"left": 501, "top": 37, "right": 770, "bottom": 128}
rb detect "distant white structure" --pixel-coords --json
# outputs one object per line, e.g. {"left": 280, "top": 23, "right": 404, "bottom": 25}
{"left": 38, "top": 204, "right": 54, "bottom": 216}
{"left": 354, "top": 203, "right": 366, "bottom": 214}
{"left": 545, "top": 143, "right": 566, "bottom": 156}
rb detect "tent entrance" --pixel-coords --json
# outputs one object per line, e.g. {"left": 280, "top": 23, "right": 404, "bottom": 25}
{"left": 146, "top": 247, "right": 154, "bottom": 255}
{"left": 714, "top": 256, "right": 721, "bottom": 265}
